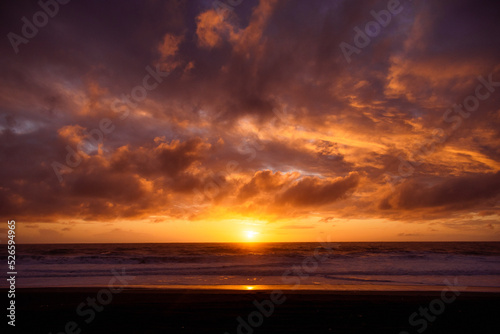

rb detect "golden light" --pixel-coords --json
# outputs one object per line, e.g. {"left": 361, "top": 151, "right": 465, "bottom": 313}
{"left": 244, "top": 231, "right": 259, "bottom": 240}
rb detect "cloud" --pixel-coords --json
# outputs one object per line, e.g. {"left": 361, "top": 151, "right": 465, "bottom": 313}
{"left": 110, "top": 137, "right": 211, "bottom": 178}
{"left": 157, "top": 33, "right": 184, "bottom": 71}
{"left": 319, "top": 217, "right": 334, "bottom": 223}
{"left": 398, "top": 233, "right": 421, "bottom": 237}
{"left": 382, "top": 172, "right": 500, "bottom": 211}
{"left": 236, "top": 170, "right": 297, "bottom": 201}
{"left": 275, "top": 172, "right": 359, "bottom": 207}
{"left": 278, "top": 224, "right": 315, "bottom": 229}
{"left": 195, "top": 9, "right": 239, "bottom": 48}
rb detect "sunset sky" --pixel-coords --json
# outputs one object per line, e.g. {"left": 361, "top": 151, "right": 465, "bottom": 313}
{"left": 1, "top": 0, "right": 500, "bottom": 243}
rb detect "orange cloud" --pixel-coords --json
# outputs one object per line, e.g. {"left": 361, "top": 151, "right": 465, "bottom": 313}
{"left": 195, "top": 9, "right": 239, "bottom": 48}
{"left": 157, "top": 33, "right": 184, "bottom": 71}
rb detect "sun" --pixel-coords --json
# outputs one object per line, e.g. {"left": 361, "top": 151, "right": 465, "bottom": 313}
{"left": 244, "top": 231, "right": 259, "bottom": 241}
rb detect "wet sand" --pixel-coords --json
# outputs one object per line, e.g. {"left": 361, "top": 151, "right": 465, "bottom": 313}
{"left": 8, "top": 288, "right": 500, "bottom": 333}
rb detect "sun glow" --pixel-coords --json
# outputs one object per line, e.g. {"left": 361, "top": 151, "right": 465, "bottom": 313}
{"left": 244, "top": 231, "right": 259, "bottom": 241}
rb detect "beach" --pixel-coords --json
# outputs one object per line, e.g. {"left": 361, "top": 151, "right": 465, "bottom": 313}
{"left": 11, "top": 287, "right": 500, "bottom": 333}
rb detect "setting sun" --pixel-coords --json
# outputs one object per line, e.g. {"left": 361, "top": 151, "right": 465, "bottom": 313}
{"left": 244, "top": 231, "right": 259, "bottom": 240}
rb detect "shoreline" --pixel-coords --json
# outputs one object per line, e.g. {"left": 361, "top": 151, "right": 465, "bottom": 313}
{"left": 10, "top": 286, "right": 500, "bottom": 298}
{"left": 7, "top": 284, "right": 500, "bottom": 293}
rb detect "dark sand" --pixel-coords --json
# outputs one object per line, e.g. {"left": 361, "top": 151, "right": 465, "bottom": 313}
{"left": 7, "top": 288, "right": 500, "bottom": 333}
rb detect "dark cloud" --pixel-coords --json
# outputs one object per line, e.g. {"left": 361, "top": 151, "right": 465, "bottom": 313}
{"left": 275, "top": 172, "right": 359, "bottom": 207}
{"left": 382, "top": 172, "right": 500, "bottom": 210}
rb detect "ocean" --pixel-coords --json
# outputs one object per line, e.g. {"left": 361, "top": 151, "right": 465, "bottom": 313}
{"left": 4, "top": 242, "right": 500, "bottom": 291}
